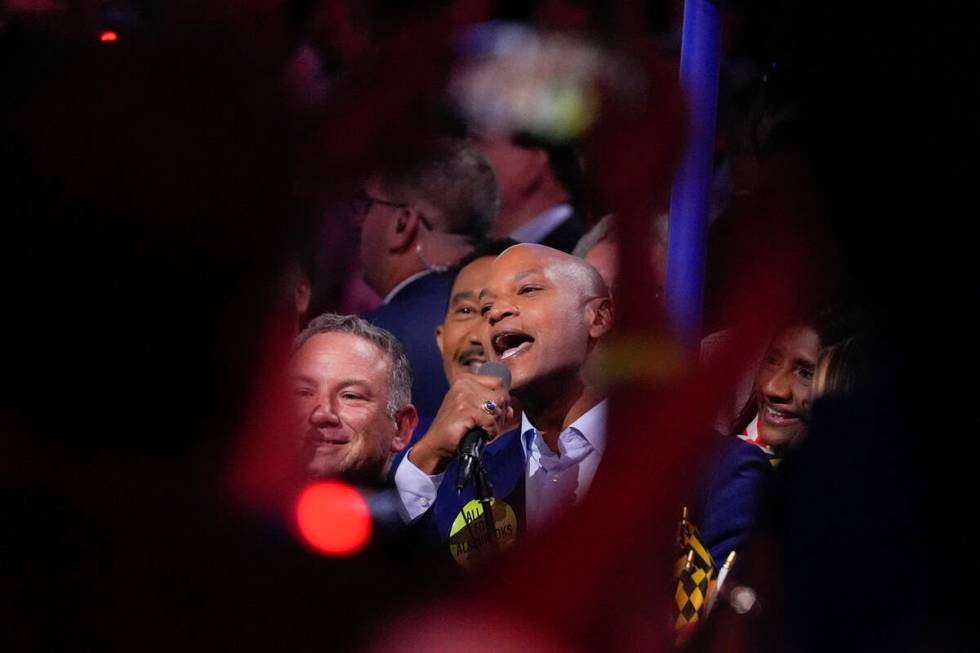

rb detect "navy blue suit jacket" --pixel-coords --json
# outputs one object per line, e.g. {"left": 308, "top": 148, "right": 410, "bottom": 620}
{"left": 362, "top": 272, "right": 452, "bottom": 424}
{"left": 424, "top": 428, "right": 526, "bottom": 551}
{"left": 539, "top": 213, "right": 586, "bottom": 253}
{"left": 698, "top": 436, "right": 772, "bottom": 565}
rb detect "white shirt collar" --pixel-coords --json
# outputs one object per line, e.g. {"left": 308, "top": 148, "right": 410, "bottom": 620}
{"left": 381, "top": 269, "right": 433, "bottom": 305}
{"left": 520, "top": 398, "right": 609, "bottom": 459}
{"left": 509, "top": 203, "right": 574, "bottom": 244}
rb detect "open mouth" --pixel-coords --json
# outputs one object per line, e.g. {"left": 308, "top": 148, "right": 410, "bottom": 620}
{"left": 492, "top": 330, "right": 535, "bottom": 360}
{"left": 761, "top": 404, "right": 799, "bottom": 424}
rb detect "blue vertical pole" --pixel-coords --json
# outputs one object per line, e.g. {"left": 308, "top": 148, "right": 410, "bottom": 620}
{"left": 666, "top": 0, "right": 722, "bottom": 349}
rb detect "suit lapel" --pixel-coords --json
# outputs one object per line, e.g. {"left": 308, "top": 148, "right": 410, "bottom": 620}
{"left": 432, "top": 428, "right": 526, "bottom": 544}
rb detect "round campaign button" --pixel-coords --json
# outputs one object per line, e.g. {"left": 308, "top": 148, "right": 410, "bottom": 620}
{"left": 448, "top": 498, "right": 517, "bottom": 568}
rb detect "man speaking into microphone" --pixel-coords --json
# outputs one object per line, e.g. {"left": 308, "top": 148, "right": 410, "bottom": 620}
{"left": 395, "top": 243, "right": 612, "bottom": 562}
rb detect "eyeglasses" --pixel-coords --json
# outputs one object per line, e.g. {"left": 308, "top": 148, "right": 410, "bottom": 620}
{"left": 350, "top": 193, "right": 434, "bottom": 231}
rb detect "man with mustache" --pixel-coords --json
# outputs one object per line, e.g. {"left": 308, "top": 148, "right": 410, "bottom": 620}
{"left": 396, "top": 243, "right": 613, "bottom": 549}
{"left": 394, "top": 240, "right": 521, "bottom": 530}
{"left": 434, "top": 240, "right": 519, "bottom": 383}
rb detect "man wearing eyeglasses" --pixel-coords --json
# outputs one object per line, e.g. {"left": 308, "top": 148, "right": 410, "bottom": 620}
{"left": 356, "top": 137, "right": 500, "bottom": 425}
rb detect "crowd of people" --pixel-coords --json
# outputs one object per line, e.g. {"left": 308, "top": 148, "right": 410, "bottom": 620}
{"left": 289, "top": 128, "right": 865, "bottom": 566}
{"left": 2, "top": 1, "right": 967, "bottom": 651}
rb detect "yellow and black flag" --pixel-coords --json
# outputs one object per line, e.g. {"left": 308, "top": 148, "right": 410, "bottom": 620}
{"left": 673, "top": 507, "right": 716, "bottom": 641}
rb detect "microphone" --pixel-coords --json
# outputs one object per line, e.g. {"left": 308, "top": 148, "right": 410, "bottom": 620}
{"left": 455, "top": 362, "right": 512, "bottom": 493}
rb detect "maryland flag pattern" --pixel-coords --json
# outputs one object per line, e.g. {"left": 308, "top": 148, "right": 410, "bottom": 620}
{"left": 673, "top": 508, "right": 716, "bottom": 637}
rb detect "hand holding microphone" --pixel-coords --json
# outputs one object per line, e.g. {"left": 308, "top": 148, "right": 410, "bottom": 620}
{"left": 407, "top": 362, "right": 512, "bottom": 477}
{"left": 455, "top": 362, "right": 511, "bottom": 492}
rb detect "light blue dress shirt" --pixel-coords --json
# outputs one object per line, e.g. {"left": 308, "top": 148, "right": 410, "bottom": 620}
{"left": 394, "top": 399, "right": 608, "bottom": 531}
{"left": 522, "top": 399, "right": 608, "bottom": 533}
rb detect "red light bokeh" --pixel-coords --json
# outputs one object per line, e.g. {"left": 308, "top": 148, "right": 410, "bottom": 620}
{"left": 99, "top": 31, "right": 118, "bottom": 43}
{"left": 295, "top": 481, "right": 372, "bottom": 556}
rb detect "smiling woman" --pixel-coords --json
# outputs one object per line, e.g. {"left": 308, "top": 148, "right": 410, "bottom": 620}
{"left": 699, "top": 310, "right": 852, "bottom": 565}
{"left": 733, "top": 306, "right": 854, "bottom": 459}
{"left": 753, "top": 324, "right": 821, "bottom": 450}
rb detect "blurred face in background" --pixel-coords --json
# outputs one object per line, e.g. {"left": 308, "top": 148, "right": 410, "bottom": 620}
{"left": 583, "top": 230, "right": 667, "bottom": 300}
{"left": 351, "top": 177, "right": 401, "bottom": 296}
{"left": 754, "top": 324, "right": 821, "bottom": 450}
{"left": 584, "top": 239, "right": 617, "bottom": 293}
{"left": 471, "top": 134, "right": 542, "bottom": 227}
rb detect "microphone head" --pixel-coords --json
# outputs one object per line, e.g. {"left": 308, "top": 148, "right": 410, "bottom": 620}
{"left": 477, "top": 361, "right": 512, "bottom": 391}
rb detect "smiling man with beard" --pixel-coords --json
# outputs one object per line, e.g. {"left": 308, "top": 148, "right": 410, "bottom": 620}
{"left": 291, "top": 313, "right": 418, "bottom": 486}
{"left": 396, "top": 243, "right": 613, "bottom": 548}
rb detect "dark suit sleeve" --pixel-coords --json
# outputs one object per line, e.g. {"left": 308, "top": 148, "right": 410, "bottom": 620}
{"left": 539, "top": 214, "right": 585, "bottom": 253}
{"left": 699, "top": 438, "right": 771, "bottom": 565}
{"left": 360, "top": 275, "right": 451, "bottom": 423}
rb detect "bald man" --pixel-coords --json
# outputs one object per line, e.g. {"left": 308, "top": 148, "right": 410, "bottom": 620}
{"left": 396, "top": 244, "right": 613, "bottom": 560}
